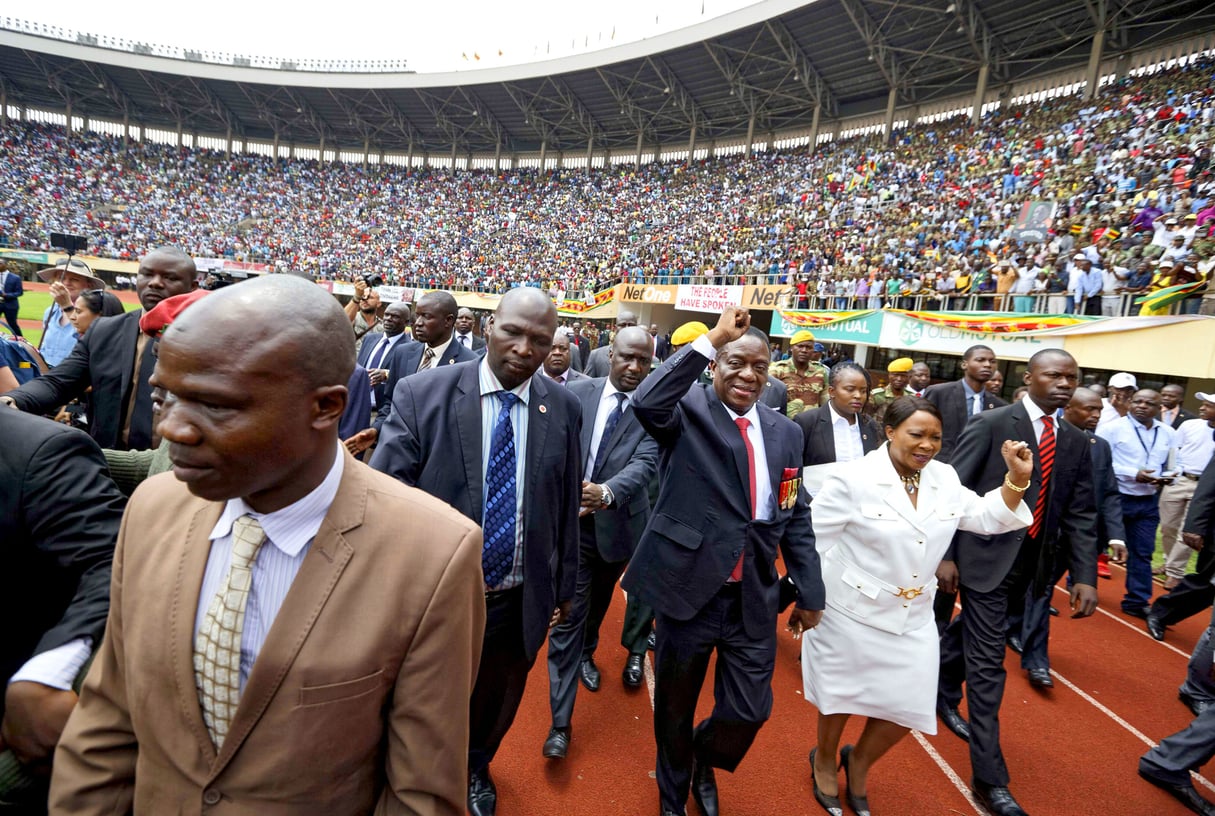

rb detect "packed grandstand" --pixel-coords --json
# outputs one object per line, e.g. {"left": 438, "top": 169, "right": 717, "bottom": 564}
{"left": 1, "top": 46, "right": 1213, "bottom": 315}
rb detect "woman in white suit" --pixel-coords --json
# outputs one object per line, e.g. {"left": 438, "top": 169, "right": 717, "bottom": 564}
{"left": 801, "top": 396, "right": 1033, "bottom": 816}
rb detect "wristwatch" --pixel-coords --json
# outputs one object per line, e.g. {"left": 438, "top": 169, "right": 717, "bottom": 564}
{"left": 600, "top": 484, "right": 614, "bottom": 508}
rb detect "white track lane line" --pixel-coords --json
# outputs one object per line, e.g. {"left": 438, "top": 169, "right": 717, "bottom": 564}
{"left": 910, "top": 731, "right": 986, "bottom": 815}
{"left": 1051, "top": 584, "right": 1192, "bottom": 659}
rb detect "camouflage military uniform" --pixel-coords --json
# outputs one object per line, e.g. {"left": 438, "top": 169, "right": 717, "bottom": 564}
{"left": 868, "top": 386, "right": 909, "bottom": 422}
{"left": 770, "top": 359, "right": 828, "bottom": 418}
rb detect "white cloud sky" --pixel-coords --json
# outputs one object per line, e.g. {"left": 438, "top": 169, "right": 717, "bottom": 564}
{"left": 13, "top": 0, "right": 761, "bottom": 72}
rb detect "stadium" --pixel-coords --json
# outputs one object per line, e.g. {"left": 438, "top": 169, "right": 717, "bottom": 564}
{"left": 5, "top": 2, "right": 1215, "bottom": 814}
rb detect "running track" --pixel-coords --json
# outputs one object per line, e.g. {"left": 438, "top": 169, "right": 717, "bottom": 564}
{"left": 492, "top": 562, "right": 1210, "bottom": 815}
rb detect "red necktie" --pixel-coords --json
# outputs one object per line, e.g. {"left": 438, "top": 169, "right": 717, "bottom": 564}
{"left": 1029, "top": 416, "right": 1055, "bottom": 539}
{"left": 733, "top": 418, "right": 756, "bottom": 581}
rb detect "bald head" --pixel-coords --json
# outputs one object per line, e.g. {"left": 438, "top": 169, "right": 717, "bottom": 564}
{"left": 168, "top": 274, "right": 354, "bottom": 389}
{"left": 1064, "top": 386, "right": 1103, "bottom": 431}
{"left": 616, "top": 310, "right": 639, "bottom": 329}
{"left": 613, "top": 325, "right": 653, "bottom": 352}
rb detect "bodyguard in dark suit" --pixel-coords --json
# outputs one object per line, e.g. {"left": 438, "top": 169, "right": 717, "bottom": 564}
{"left": 371, "top": 287, "right": 581, "bottom": 816}
{"left": 923, "top": 345, "right": 1006, "bottom": 464}
{"left": 356, "top": 301, "right": 411, "bottom": 409}
{"left": 621, "top": 306, "right": 824, "bottom": 816}
{"left": 1011, "top": 386, "right": 1125, "bottom": 687}
{"left": 795, "top": 364, "right": 882, "bottom": 468}
{"left": 1162, "top": 384, "right": 1198, "bottom": 429}
{"left": 455, "top": 307, "right": 488, "bottom": 352}
{"left": 583, "top": 310, "right": 640, "bottom": 378}
{"left": 0, "top": 409, "right": 122, "bottom": 789}
{"left": 1, "top": 248, "right": 197, "bottom": 450}
{"left": 936, "top": 349, "right": 1098, "bottom": 816}
{"left": 544, "top": 332, "right": 591, "bottom": 386}
{"left": 0, "top": 262, "right": 22, "bottom": 338}
{"left": 924, "top": 344, "right": 1006, "bottom": 631}
{"left": 1148, "top": 456, "right": 1215, "bottom": 642}
{"left": 543, "top": 327, "right": 659, "bottom": 760}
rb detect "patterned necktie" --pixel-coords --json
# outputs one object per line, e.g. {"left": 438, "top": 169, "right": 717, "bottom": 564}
{"left": 732, "top": 417, "right": 756, "bottom": 581}
{"left": 482, "top": 392, "right": 519, "bottom": 588}
{"left": 194, "top": 515, "right": 266, "bottom": 748}
{"left": 418, "top": 347, "right": 436, "bottom": 372}
{"left": 591, "top": 393, "right": 627, "bottom": 478}
{"left": 972, "top": 392, "right": 984, "bottom": 416}
{"left": 1029, "top": 416, "right": 1055, "bottom": 539}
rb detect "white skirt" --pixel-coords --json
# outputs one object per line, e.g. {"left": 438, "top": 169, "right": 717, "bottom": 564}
{"left": 801, "top": 603, "right": 940, "bottom": 733}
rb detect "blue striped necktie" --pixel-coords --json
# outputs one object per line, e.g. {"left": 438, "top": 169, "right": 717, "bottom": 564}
{"left": 592, "top": 393, "right": 626, "bottom": 477}
{"left": 482, "top": 392, "right": 519, "bottom": 587}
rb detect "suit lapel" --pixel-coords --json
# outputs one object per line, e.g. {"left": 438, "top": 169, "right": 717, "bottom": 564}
{"left": 816, "top": 409, "right": 836, "bottom": 462}
{"left": 526, "top": 376, "right": 553, "bottom": 518}
{"left": 579, "top": 380, "right": 604, "bottom": 459}
{"left": 455, "top": 365, "right": 485, "bottom": 521}
{"left": 209, "top": 454, "right": 363, "bottom": 778}
{"left": 171, "top": 500, "right": 225, "bottom": 764}
{"left": 708, "top": 396, "right": 753, "bottom": 518}
{"left": 116, "top": 311, "right": 142, "bottom": 402}
{"left": 759, "top": 407, "right": 784, "bottom": 506}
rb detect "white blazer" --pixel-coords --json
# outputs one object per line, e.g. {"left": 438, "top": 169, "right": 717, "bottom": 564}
{"left": 813, "top": 446, "right": 1031, "bottom": 635}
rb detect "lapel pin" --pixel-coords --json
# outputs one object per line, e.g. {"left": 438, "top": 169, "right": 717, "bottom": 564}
{"left": 539, "top": 404, "right": 547, "bottom": 414}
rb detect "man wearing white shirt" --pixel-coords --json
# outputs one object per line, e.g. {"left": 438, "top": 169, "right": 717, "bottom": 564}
{"left": 1097, "top": 389, "right": 1178, "bottom": 617}
{"left": 1159, "top": 394, "right": 1215, "bottom": 588}
{"left": 455, "top": 307, "right": 486, "bottom": 352}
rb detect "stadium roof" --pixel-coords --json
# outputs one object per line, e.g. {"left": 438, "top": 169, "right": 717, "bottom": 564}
{"left": 2, "top": 0, "right": 1213, "bottom": 157}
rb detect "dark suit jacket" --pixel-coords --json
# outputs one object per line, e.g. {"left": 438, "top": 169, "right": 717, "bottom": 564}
{"left": 369, "top": 360, "right": 582, "bottom": 659}
{"left": 1168, "top": 408, "right": 1198, "bottom": 429}
{"left": 795, "top": 406, "right": 882, "bottom": 466}
{"left": 924, "top": 379, "right": 1007, "bottom": 463}
{"left": 946, "top": 400, "right": 1098, "bottom": 591}
{"left": 761, "top": 375, "right": 788, "bottom": 415}
{"left": 453, "top": 332, "right": 486, "bottom": 352}
{"left": 569, "top": 377, "right": 659, "bottom": 562}
{"left": 1084, "top": 429, "right": 1126, "bottom": 545}
{"left": 570, "top": 335, "right": 591, "bottom": 371}
{"left": 1, "top": 269, "right": 21, "bottom": 300}
{"left": 583, "top": 346, "right": 612, "bottom": 379}
{"left": 1184, "top": 457, "right": 1215, "bottom": 545}
{"left": 0, "top": 410, "right": 122, "bottom": 721}
{"left": 373, "top": 337, "right": 479, "bottom": 431}
{"left": 338, "top": 364, "right": 373, "bottom": 441}
{"left": 621, "top": 344, "right": 825, "bottom": 640}
{"left": 5, "top": 309, "right": 143, "bottom": 450}
{"left": 355, "top": 331, "right": 407, "bottom": 407}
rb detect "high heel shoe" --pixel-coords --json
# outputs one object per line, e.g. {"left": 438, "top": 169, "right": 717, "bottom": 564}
{"left": 839, "top": 744, "right": 871, "bottom": 816}
{"left": 809, "top": 747, "right": 843, "bottom": 816}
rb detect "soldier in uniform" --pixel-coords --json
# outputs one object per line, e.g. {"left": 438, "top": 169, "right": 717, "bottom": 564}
{"left": 870, "top": 357, "right": 915, "bottom": 423}
{"left": 770, "top": 330, "right": 829, "bottom": 418}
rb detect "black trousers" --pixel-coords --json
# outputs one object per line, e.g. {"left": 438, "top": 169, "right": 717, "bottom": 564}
{"left": 653, "top": 584, "right": 774, "bottom": 814}
{"left": 621, "top": 593, "right": 655, "bottom": 656}
{"left": 1150, "top": 545, "right": 1215, "bottom": 626}
{"left": 547, "top": 536, "right": 629, "bottom": 728}
{"left": 469, "top": 588, "right": 535, "bottom": 775}
{"left": 939, "top": 546, "right": 1038, "bottom": 787}
{"left": 934, "top": 588, "right": 957, "bottom": 635}
{"left": 1, "top": 301, "right": 21, "bottom": 338}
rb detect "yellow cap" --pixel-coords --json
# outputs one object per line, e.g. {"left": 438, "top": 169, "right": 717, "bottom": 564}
{"left": 790, "top": 329, "right": 816, "bottom": 346}
{"left": 671, "top": 321, "right": 710, "bottom": 347}
{"left": 887, "top": 357, "right": 914, "bottom": 373}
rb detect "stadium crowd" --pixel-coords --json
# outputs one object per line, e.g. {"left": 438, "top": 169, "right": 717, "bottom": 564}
{"left": 1, "top": 58, "right": 1214, "bottom": 312}
{"left": 3, "top": 48, "right": 1215, "bottom": 816}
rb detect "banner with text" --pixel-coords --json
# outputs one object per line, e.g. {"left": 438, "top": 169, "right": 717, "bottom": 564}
{"left": 675, "top": 285, "right": 745, "bottom": 313}
{"left": 878, "top": 311, "right": 1064, "bottom": 360}
{"left": 770, "top": 311, "right": 884, "bottom": 344}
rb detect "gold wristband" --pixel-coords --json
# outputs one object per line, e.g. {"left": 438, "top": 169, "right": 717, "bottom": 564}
{"left": 1003, "top": 475, "right": 1030, "bottom": 493}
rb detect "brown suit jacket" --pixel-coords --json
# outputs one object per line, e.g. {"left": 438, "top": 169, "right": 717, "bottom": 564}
{"left": 50, "top": 450, "right": 485, "bottom": 816}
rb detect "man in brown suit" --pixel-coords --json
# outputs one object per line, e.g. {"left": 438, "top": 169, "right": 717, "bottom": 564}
{"left": 49, "top": 275, "right": 486, "bottom": 815}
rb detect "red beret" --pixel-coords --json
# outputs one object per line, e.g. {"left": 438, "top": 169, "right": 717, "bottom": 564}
{"left": 139, "top": 289, "right": 210, "bottom": 337}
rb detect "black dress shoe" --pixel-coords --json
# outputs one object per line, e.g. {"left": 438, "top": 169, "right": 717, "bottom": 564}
{"left": 809, "top": 747, "right": 843, "bottom": 816}
{"left": 579, "top": 657, "right": 601, "bottom": 692}
{"left": 937, "top": 703, "right": 971, "bottom": 743}
{"left": 648, "top": 630, "right": 657, "bottom": 651}
{"left": 542, "top": 727, "right": 570, "bottom": 759}
{"left": 468, "top": 767, "right": 497, "bottom": 816}
{"left": 623, "top": 654, "right": 644, "bottom": 688}
{"left": 1123, "top": 605, "right": 1151, "bottom": 620}
{"left": 971, "top": 779, "right": 1029, "bottom": 816}
{"left": 691, "top": 757, "right": 719, "bottom": 816}
{"left": 1006, "top": 634, "right": 1024, "bottom": 654}
{"left": 1139, "top": 768, "right": 1215, "bottom": 815}
{"left": 1180, "top": 689, "right": 1214, "bottom": 717}
{"left": 1147, "top": 612, "right": 1167, "bottom": 641}
{"left": 839, "top": 744, "right": 870, "bottom": 816}
{"left": 1027, "top": 668, "right": 1054, "bottom": 689}
{"left": 1049, "top": 606, "right": 1059, "bottom": 617}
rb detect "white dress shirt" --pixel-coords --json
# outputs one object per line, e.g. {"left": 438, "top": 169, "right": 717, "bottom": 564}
{"left": 1097, "top": 413, "right": 1177, "bottom": 496}
{"left": 365, "top": 332, "right": 406, "bottom": 406}
{"left": 478, "top": 356, "right": 531, "bottom": 591}
{"left": 1173, "top": 418, "right": 1215, "bottom": 475}
{"left": 1020, "top": 394, "right": 1053, "bottom": 445}
{"left": 455, "top": 331, "right": 476, "bottom": 349}
{"left": 194, "top": 444, "right": 344, "bottom": 692}
{"left": 419, "top": 336, "right": 456, "bottom": 372}
{"left": 828, "top": 402, "right": 865, "bottom": 464}
{"left": 585, "top": 379, "right": 628, "bottom": 478}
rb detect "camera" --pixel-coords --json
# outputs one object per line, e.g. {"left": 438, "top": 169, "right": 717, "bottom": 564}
{"left": 360, "top": 272, "right": 384, "bottom": 288}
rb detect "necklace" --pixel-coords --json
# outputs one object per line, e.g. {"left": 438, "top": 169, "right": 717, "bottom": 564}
{"left": 899, "top": 472, "right": 921, "bottom": 495}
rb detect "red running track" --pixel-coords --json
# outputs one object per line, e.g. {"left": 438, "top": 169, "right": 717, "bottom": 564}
{"left": 490, "top": 562, "right": 1211, "bottom": 815}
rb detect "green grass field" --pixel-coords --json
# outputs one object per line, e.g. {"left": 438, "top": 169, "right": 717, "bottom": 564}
{"left": 11, "top": 291, "right": 139, "bottom": 347}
